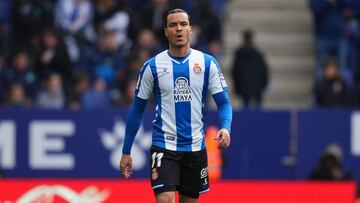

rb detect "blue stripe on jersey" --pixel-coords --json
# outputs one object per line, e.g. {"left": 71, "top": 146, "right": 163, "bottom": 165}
{"left": 202, "top": 54, "right": 211, "bottom": 109}
{"left": 149, "top": 58, "right": 165, "bottom": 148}
{"left": 172, "top": 60, "right": 192, "bottom": 151}
{"left": 201, "top": 54, "right": 212, "bottom": 149}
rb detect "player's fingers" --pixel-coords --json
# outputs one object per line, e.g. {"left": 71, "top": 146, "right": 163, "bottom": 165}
{"left": 219, "top": 138, "right": 227, "bottom": 147}
{"left": 121, "top": 166, "right": 132, "bottom": 178}
{"left": 128, "top": 162, "right": 133, "bottom": 170}
{"left": 126, "top": 165, "right": 132, "bottom": 175}
{"left": 123, "top": 167, "right": 132, "bottom": 179}
{"left": 223, "top": 134, "right": 230, "bottom": 144}
{"left": 218, "top": 141, "right": 227, "bottom": 149}
{"left": 218, "top": 135, "right": 230, "bottom": 149}
{"left": 120, "top": 160, "right": 131, "bottom": 176}
{"left": 120, "top": 166, "right": 126, "bottom": 176}
{"left": 127, "top": 165, "right": 133, "bottom": 178}
{"left": 119, "top": 164, "right": 124, "bottom": 173}
{"left": 119, "top": 161, "right": 127, "bottom": 172}
{"left": 219, "top": 132, "right": 227, "bottom": 143}
{"left": 214, "top": 131, "right": 221, "bottom": 140}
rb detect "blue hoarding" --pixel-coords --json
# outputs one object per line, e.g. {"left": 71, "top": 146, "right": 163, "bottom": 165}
{"left": 1, "top": 109, "right": 360, "bottom": 180}
{"left": 297, "top": 109, "right": 360, "bottom": 180}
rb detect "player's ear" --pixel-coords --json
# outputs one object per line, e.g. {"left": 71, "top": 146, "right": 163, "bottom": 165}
{"left": 164, "top": 28, "right": 168, "bottom": 37}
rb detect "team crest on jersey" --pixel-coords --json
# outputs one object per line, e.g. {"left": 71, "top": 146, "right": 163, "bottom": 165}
{"left": 152, "top": 168, "right": 159, "bottom": 180}
{"left": 173, "top": 77, "right": 192, "bottom": 102}
{"left": 193, "top": 63, "right": 202, "bottom": 74}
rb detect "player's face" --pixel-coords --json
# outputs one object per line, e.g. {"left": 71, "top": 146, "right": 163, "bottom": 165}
{"left": 164, "top": 12, "right": 192, "bottom": 48}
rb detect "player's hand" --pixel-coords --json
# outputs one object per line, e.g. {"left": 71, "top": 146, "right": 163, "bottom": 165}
{"left": 215, "top": 128, "right": 231, "bottom": 150}
{"left": 119, "top": 154, "right": 133, "bottom": 179}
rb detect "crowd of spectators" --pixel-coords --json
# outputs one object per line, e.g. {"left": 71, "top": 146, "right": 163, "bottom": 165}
{"left": 4, "top": 0, "right": 359, "bottom": 110}
{"left": 310, "top": 0, "right": 360, "bottom": 107}
{"left": 0, "top": 0, "right": 226, "bottom": 110}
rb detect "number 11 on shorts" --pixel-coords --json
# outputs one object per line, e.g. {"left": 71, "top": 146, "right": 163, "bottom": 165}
{"left": 151, "top": 152, "right": 164, "bottom": 168}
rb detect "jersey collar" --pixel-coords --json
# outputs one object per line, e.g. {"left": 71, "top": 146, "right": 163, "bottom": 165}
{"left": 167, "top": 49, "right": 192, "bottom": 64}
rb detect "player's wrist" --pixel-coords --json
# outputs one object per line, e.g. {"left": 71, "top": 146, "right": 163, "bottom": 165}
{"left": 122, "top": 149, "right": 131, "bottom": 155}
{"left": 220, "top": 127, "right": 230, "bottom": 135}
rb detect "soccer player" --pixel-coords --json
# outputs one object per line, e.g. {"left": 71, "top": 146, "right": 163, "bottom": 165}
{"left": 119, "top": 8, "right": 232, "bottom": 203}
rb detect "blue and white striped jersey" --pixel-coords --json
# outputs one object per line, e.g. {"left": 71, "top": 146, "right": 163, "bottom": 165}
{"left": 135, "top": 49, "right": 228, "bottom": 152}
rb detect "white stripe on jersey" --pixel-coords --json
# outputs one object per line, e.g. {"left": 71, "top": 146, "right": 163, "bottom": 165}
{"left": 208, "top": 60, "right": 227, "bottom": 95}
{"left": 137, "top": 64, "right": 153, "bottom": 100}
{"left": 156, "top": 51, "right": 177, "bottom": 151}
{"left": 189, "top": 50, "right": 206, "bottom": 151}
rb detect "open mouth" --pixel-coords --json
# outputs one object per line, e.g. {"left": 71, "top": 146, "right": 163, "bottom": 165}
{"left": 176, "top": 34, "right": 183, "bottom": 40}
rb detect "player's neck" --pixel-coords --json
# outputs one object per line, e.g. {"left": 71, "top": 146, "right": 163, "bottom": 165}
{"left": 168, "top": 45, "right": 191, "bottom": 58}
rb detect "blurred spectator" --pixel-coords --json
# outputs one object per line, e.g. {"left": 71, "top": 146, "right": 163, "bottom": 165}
{"left": 348, "top": 0, "right": 360, "bottom": 21}
{"left": 0, "top": 0, "right": 11, "bottom": 55}
{"left": 36, "top": 73, "right": 65, "bottom": 109}
{"left": 10, "top": 0, "right": 55, "bottom": 50}
{"left": 2, "top": 83, "right": 32, "bottom": 108}
{"left": 114, "top": 52, "right": 144, "bottom": 107}
{"left": 33, "top": 28, "right": 72, "bottom": 84}
{"left": 0, "top": 55, "right": 5, "bottom": 102}
{"left": 340, "top": 4, "right": 360, "bottom": 72}
{"left": 93, "top": 0, "right": 135, "bottom": 52}
{"left": 127, "top": 0, "right": 152, "bottom": 14}
{"left": 124, "top": 53, "right": 143, "bottom": 80}
{"left": 191, "top": 0, "right": 222, "bottom": 55}
{"left": 0, "top": 56, "right": 9, "bottom": 101}
{"left": 0, "top": 49, "right": 38, "bottom": 101}
{"left": 83, "top": 78, "right": 110, "bottom": 109}
{"left": 78, "top": 29, "right": 125, "bottom": 92}
{"left": 207, "top": 40, "right": 222, "bottom": 60}
{"left": 309, "top": 143, "right": 352, "bottom": 180}
{"left": 210, "top": 0, "right": 228, "bottom": 17}
{"left": 133, "top": 29, "right": 162, "bottom": 60}
{"left": 0, "top": 54, "right": 5, "bottom": 74}
{"left": 231, "top": 30, "right": 269, "bottom": 109}
{"left": 354, "top": 64, "right": 360, "bottom": 105}
{"left": 0, "top": 1, "right": 227, "bottom": 109}
{"left": 118, "top": 78, "right": 137, "bottom": 106}
{"left": 143, "top": 0, "right": 179, "bottom": 48}
{"left": 309, "top": 0, "right": 347, "bottom": 68}
{"left": 127, "top": 29, "right": 163, "bottom": 86}
{"left": 66, "top": 72, "right": 90, "bottom": 110}
{"left": 314, "top": 57, "right": 350, "bottom": 106}
{"left": 55, "top": 0, "right": 95, "bottom": 63}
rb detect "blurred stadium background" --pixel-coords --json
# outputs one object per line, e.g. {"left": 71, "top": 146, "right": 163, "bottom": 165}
{"left": 0, "top": 0, "right": 360, "bottom": 202}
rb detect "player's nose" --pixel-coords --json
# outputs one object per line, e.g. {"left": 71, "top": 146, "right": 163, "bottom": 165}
{"left": 176, "top": 24, "right": 182, "bottom": 31}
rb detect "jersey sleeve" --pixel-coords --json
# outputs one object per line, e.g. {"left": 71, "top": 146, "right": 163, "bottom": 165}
{"left": 208, "top": 57, "right": 228, "bottom": 95}
{"left": 135, "top": 62, "right": 154, "bottom": 99}
{"left": 122, "top": 97, "right": 148, "bottom": 154}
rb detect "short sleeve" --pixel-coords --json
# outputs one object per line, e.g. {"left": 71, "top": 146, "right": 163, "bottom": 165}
{"left": 208, "top": 58, "right": 228, "bottom": 95}
{"left": 135, "top": 62, "right": 154, "bottom": 99}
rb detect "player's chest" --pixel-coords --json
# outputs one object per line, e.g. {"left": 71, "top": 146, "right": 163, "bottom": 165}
{"left": 156, "top": 63, "right": 205, "bottom": 92}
